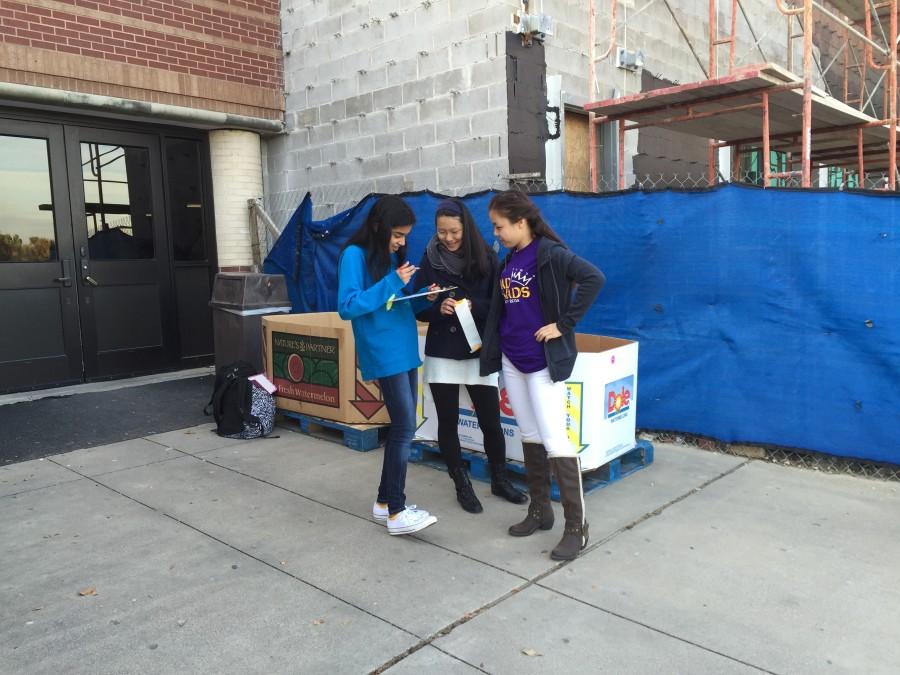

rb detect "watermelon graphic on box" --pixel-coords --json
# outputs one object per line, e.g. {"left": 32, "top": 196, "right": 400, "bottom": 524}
{"left": 271, "top": 332, "right": 340, "bottom": 408}
{"left": 264, "top": 313, "right": 391, "bottom": 425}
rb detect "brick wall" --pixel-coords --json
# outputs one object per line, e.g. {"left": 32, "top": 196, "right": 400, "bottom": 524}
{"left": 0, "top": 0, "right": 283, "bottom": 118}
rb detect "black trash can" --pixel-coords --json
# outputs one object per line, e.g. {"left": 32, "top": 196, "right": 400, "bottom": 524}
{"left": 210, "top": 272, "right": 292, "bottom": 373}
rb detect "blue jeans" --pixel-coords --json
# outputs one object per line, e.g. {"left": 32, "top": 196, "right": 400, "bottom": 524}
{"left": 377, "top": 369, "right": 418, "bottom": 515}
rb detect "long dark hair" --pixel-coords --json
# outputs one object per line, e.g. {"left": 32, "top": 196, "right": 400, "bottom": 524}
{"left": 435, "top": 198, "right": 492, "bottom": 279}
{"left": 488, "top": 191, "right": 563, "bottom": 243}
{"left": 342, "top": 195, "right": 415, "bottom": 280}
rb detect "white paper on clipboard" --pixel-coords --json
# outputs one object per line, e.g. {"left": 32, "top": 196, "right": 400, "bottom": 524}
{"left": 455, "top": 299, "right": 482, "bottom": 352}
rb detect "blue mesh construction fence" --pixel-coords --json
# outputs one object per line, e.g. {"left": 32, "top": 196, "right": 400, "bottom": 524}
{"left": 264, "top": 184, "right": 899, "bottom": 464}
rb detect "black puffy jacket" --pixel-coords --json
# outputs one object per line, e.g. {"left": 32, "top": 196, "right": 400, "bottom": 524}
{"left": 414, "top": 251, "right": 499, "bottom": 360}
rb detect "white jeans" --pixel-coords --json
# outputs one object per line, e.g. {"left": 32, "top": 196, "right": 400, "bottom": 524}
{"left": 502, "top": 355, "right": 575, "bottom": 458}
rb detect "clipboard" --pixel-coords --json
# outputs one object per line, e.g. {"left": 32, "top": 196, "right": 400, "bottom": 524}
{"left": 386, "top": 286, "right": 458, "bottom": 311}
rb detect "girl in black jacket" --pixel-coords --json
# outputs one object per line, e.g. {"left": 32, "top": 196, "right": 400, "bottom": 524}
{"left": 415, "top": 198, "right": 527, "bottom": 513}
{"left": 480, "top": 191, "right": 605, "bottom": 561}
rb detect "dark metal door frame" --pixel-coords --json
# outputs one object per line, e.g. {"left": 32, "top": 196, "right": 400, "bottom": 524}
{"left": 1, "top": 106, "right": 217, "bottom": 392}
{"left": 0, "top": 118, "right": 83, "bottom": 392}
{"left": 63, "top": 126, "right": 178, "bottom": 380}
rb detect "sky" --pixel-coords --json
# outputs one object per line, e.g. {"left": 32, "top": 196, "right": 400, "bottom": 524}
{"left": 0, "top": 136, "right": 56, "bottom": 244}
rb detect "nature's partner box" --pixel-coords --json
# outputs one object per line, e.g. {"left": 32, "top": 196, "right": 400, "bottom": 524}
{"left": 263, "top": 313, "right": 390, "bottom": 425}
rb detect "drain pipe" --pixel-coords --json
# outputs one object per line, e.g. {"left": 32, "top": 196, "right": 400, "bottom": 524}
{"left": 0, "top": 82, "right": 284, "bottom": 134}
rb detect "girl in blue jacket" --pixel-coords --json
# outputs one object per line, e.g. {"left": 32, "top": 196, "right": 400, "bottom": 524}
{"left": 338, "top": 195, "right": 440, "bottom": 536}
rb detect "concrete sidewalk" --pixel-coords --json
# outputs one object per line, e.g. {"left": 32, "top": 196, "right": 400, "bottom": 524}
{"left": 1, "top": 424, "right": 898, "bottom": 674}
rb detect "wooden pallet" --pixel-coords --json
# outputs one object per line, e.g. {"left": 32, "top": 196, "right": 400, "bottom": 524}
{"left": 410, "top": 439, "right": 654, "bottom": 501}
{"left": 279, "top": 410, "right": 387, "bottom": 451}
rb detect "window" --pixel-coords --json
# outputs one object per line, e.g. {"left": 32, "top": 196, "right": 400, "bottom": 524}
{"left": 0, "top": 135, "right": 57, "bottom": 262}
{"left": 165, "top": 138, "right": 206, "bottom": 261}
{"left": 740, "top": 149, "right": 790, "bottom": 187}
{"left": 81, "top": 142, "right": 154, "bottom": 260}
{"left": 827, "top": 167, "right": 859, "bottom": 188}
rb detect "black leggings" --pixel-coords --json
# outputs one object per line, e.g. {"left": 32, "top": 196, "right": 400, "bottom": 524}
{"left": 429, "top": 383, "right": 506, "bottom": 470}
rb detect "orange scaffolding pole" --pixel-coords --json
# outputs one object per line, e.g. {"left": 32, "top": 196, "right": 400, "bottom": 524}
{"left": 763, "top": 91, "right": 771, "bottom": 185}
{"left": 621, "top": 101, "right": 766, "bottom": 130}
{"left": 864, "top": 0, "right": 898, "bottom": 189}
{"left": 801, "top": 0, "right": 813, "bottom": 187}
{"left": 889, "top": 0, "right": 897, "bottom": 189}
{"left": 858, "top": 128, "right": 866, "bottom": 177}
{"left": 589, "top": 0, "right": 618, "bottom": 192}
{"left": 618, "top": 119, "right": 626, "bottom": 189}
{"left": 709, "top": 0, "right": 739, "bottom": 77}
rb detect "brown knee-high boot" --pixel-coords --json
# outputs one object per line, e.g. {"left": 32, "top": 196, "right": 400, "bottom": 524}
{"left": 508, "top": 443, "right": 554, "bottom": 536}
{"left": 548, "top": 456, "right": 589, "bottom": 560}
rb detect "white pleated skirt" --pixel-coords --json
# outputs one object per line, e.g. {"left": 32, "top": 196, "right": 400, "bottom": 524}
{"left": 423, "top": 356, "right": 499, "bottom": 387}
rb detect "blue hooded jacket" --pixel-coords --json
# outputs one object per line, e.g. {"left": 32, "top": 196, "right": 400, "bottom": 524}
{"left": 337, "top": 245, "right": 431, "bottom": 381}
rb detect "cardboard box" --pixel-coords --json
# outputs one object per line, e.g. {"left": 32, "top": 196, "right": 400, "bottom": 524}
{"left": 263, "top": 313, "right": 390, "bottom": 425}
{"left": 415, "top": 333, "right": 639, "bottom": 471}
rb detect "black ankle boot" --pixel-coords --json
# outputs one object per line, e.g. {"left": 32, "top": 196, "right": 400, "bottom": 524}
{"left": 490, "top": 464, "right": 527, "bottom": 504}
{"left": 448, "top": 466, "right": 483, "bottom": 513}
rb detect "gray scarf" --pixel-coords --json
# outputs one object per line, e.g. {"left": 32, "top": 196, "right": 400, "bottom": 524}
{"left": 426, "top": 235, "right": 467, "bottom": 278}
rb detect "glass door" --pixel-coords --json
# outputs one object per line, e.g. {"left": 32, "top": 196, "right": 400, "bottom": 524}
{"left": 0, "top": 119, "right": 83, "bottom": 393}
{"left": 65, "top": 127, "right": 177, "bottom": 379}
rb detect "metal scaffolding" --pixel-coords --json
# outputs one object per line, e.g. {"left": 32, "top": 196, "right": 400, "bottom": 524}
{"left": 587, "top": 0, "right": 899, "bottom": 190}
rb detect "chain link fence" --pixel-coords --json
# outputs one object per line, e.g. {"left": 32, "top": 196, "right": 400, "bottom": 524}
{"left": 258, "top": 168, "right": 893, "bottom": 248}
{"left": 261, "top": 168, "right": 894, "bottom": 232}
{"left": 590, "top": 171, "right": 892, "bottom": 192}
{"left": 645, "top": 431, "right": 900, "bottom": 482}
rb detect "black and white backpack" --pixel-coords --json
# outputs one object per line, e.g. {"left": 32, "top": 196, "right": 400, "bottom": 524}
{"left": 204, "top": 361, "right": 276, "bottom": 439}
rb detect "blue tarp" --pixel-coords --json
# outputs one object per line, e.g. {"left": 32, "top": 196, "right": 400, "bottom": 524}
{"left": 264, "top": 185, "right": 900, "bottom": 464}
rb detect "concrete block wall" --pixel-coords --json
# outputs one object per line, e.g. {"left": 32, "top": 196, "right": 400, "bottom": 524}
{"left": 266, "top": 0, "right": 846, "bottom": 216}
{"left": 268, "top": 0, "right": 521, "bottom": 218}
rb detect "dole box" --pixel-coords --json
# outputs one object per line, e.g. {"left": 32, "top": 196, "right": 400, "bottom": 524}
{"left": 416, "top": 333, "right": 638, "bottom": 471}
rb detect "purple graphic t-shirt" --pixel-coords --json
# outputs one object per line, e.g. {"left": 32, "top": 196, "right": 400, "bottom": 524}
{"left": 499, "top": 240, "right": 546, "bottom": 373}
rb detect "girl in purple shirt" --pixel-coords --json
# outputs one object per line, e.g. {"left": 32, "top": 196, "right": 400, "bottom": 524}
{"left": 480, "top": 191, "right": 605, "bottom": 561}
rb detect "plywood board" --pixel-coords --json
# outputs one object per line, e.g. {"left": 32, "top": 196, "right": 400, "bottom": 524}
{"left": 564, "top": 111, "right": 591, "bottom": 192}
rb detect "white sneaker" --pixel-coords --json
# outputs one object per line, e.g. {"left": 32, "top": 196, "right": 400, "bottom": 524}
{"left": 387, "top": 507, "right": 437, "bottom": 535}
{"left": 372, "top": 502, "right": 417, "bottom": 522}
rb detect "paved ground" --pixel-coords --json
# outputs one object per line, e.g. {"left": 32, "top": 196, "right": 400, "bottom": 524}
{"left": 2, "top": 422, "right": 898, "bottom": 674}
